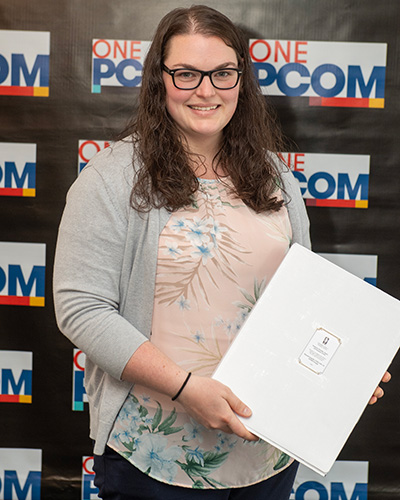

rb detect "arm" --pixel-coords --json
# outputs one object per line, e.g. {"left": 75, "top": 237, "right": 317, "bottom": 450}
{"left": 122, "top": 341, "right": 258, "bottom": 440}
{"left": 54, "top": 154, "right": 257, "bottom": 440}
{"left": 53, "top": 161, "right": 148, "bottom": 380}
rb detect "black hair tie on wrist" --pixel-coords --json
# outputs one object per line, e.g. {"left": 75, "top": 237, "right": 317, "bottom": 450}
{"left": 171, "top": 372, "right": 192, "bottom": 401}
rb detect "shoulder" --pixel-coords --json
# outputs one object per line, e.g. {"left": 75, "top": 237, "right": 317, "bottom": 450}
{"left": 74, "top": 139, "right": 136, "bottom": 199}
{"left": 269, "top": 153, "right": 301, "bottom": 203}
{"left": 271, "top": 155, "right": 312, "bottom": 249}
{"left": 83, "top": 139, "right": 136, "bottom": 186}
{"left": 64, "top": 139, "right": 137, "bottom": 223}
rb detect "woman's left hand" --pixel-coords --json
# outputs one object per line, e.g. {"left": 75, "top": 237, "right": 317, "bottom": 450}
{"left": 368, "top": 371, "right": 391, "bottom": 405}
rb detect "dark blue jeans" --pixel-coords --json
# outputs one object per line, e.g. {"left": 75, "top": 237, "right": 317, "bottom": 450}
{"left": 93, "top": 445, "right": 298, "bottom": 500}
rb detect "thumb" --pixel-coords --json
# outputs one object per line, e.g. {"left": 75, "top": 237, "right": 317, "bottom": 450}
{"left": 228, "top": 391, "right": 252, "bottom": 418}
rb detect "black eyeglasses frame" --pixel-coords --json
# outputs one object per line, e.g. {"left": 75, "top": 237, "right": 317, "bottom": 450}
{"left": 162, "top": 65, "right": 243, "bottom": 90}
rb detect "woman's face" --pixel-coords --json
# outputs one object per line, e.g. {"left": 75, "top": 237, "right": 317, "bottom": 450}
{"left": 163, "top": 33, "right": 241, "bottom": 150}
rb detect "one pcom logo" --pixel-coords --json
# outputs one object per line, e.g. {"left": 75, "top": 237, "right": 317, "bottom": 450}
{"left": 0, "top": 30, "right": 50, "bottom": 97}
{"left": 291, "top": 461, "right": 368, "bottom": 500}
{"left": 320, "top": 253, "right": 377, "bottom": 287}
{"left": 280, "top": 152, "right": 370, "bottom": 208}
{"left": 250, "top": 39, "right": 386, "bottom": 108}
{"left": 73, "top": 349, "right": 88, "bottom": 411}
{"left": 0, "top": 448, "right": 41, "bottom": 500}
{"left": 0, "top": 351, "right": 32, "bottom": 403}
{"left": 0, "top": 242, "right": 46, "bottom": 307}
{"left": 81, "top": 457, "right": 100, "bottom": 500}
{"left": 78, "top": 140, "right": 110, "bottom": 174}
{"left": 0, "top": 143, "right": 36, "bottom": 197}
{"left": 91, "top": 38, "right": 151, "bottom": 93}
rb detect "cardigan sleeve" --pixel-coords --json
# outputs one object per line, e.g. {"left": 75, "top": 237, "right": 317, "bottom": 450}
{"left": 53, "top": 159, "right": 148, "bottom": 381}
{"left": 280, "top": 166, "right": 312, "bottom": 250}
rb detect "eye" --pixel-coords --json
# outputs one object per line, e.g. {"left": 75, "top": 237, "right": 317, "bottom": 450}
{"left": 213, "top": 69, "right": 236, "bottom": 80}
{"left": 175, "top": 70, "right": 199, "bottom": 81}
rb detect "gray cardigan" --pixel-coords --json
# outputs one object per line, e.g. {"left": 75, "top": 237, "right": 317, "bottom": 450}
{"left": 53, "top": 139, "right": 311, "bottom": 455}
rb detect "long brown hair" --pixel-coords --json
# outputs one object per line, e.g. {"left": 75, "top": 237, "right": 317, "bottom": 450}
{"left": 121, "top": 5, "right": 286, "bottom": 213}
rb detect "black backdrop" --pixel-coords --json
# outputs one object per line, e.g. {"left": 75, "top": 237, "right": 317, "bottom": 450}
{"left": 1, "top": 0, "right": 399, "bottom": 498}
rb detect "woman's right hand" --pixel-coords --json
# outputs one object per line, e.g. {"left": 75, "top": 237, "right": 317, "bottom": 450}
{"left": 176, "top": 374, "right": 259, "bottom": 441}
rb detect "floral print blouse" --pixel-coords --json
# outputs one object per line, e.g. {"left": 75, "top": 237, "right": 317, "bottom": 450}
{"left": 108, "top": 178, "right": 293, "bottom": 489}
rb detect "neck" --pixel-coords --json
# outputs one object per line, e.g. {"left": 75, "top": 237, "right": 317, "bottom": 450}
{"left": 185, "top": 135, "right": 223, "bottom": 179}
{"left": 190, "top": 153, "right": 225, "bottom": 179}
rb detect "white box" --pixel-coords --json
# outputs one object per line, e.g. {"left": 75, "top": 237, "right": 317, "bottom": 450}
{"left": 212, "top": 243, "right": 400, "bottom": 475}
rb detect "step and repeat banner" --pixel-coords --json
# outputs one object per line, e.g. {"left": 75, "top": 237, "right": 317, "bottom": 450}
{"left": 1, "top": 0, "right": 399, "bottom": 498}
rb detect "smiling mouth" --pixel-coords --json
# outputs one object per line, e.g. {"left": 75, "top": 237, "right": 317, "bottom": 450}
{"left": 189, "top": 105, "right": 219, "bottom": 111}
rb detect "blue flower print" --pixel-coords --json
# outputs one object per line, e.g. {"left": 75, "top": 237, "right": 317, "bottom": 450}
{"left": 214, "top": 308, "right": 249, "bottom": 339}
{"left": 185, "top": 218, "right": 210, "bottom": 246}
{"left": 134, "top": 434, "right": 181, "bottom": 481}
{"left": 217, "top": 432, "right": 237, "bottom": 450}
{"left": 216, "top": 433, "right": 228, "bottom": 447}
{"left": 214, "top": 316, "right": 224, "bottom": 327}
{"left": 143, "top": 415, "right": 153, "bottom": 426}
{"left": 110, "top": 426, "right": 141, "bottom": 450}
{"left": 210, "top": 220, "right": 227, "bottom": 247}
{"left": 183, "top": 419, "right": 204, "bottom": 443}
{"left": 227, "top": 440, "right": 238, "bottom": 450}
{"left": 185, "top": 446, "right": 205, "bottom": 466}
{"left": 111, "top": 428, "right": 131, "bottom": 444}
{"left": 192, "top": 242, "right": 214, "bottom": 264}
{"left": 171, "top": 218, "right": 186, "bottom": 232}
{"left": 118, "top": 399, "right": 142, "bottom": 426}
{"left": 214, "top": 433, "right": 237, "bottom": 452}
{"left": 192, "top": 331, "right": 205, "bottom": 344}
{"left": 164, "top": 239, "right": 182, "bottom": 259}
{"left": 237, "top": 309, "right": 249, "bottom": 324}
{"left": 177, "top": 295, "right": 191, "bottom": 311}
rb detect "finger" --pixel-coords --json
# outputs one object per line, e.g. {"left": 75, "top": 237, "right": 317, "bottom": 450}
{"left": 222, "top": 390, "right": 258, "bottom": 440}
{"left": 369, "top": 386, "right": 384, "bottom": 405}
{"left": 225, "top": 390, "right": 252, "bottom": 418}
{"left": 228, "top": 415, "right": 259, "bottom": 441}
{"left": 382, "top": 371, "right": 391, "bottom": 383}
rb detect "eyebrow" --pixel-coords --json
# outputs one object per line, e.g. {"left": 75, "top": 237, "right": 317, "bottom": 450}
{"left": 169, "top": 62, "right": 238, "bottom": 70}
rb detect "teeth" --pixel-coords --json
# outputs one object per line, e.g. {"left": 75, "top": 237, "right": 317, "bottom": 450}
{"left": 190, "top": 105, "right": 218, "bottom": 111}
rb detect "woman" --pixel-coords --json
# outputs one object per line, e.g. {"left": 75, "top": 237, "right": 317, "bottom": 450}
{"left": 53, "top": 5, "right": 388, "bottom": 499}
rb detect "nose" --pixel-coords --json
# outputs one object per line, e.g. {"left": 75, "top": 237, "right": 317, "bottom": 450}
{"left": 195, "top": 75, "right": 216, "bottom": 97}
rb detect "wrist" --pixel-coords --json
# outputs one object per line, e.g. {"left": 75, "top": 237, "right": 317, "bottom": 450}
{"left": 171, "top": 372, "right": 192, "bottom": 401}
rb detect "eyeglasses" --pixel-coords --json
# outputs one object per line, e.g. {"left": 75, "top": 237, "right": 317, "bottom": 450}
{"left": 162, "top": 65, "right": 242, "bottom": 90}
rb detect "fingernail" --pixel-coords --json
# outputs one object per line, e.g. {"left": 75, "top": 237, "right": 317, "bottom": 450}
{"left": 243, "top": 406, "right": 251, "bottom": 416}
